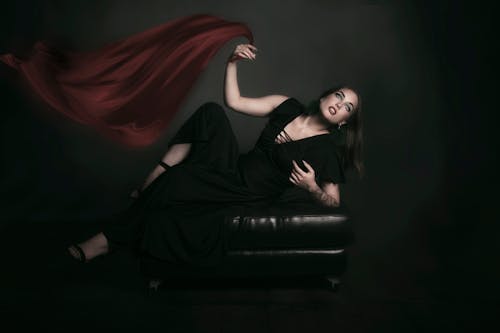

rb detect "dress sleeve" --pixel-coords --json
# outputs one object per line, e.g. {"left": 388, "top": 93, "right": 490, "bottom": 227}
{"left": 316, "top": 146, "right": 346, "bottom": 185}
{"left": 268, "top": 97, "right": 302, "bottom": 122}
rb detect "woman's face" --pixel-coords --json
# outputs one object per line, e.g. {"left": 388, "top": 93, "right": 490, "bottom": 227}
{"left": 319, "top": 88, "right": 359, "bottom": 126}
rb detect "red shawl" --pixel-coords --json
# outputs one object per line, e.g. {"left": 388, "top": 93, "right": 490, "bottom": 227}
{"left": 0, "top": 14, "right": 253, "bottom": 147}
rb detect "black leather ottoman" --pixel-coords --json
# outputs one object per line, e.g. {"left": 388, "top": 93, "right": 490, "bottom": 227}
{"left": 139, "top": 189, "right": 355, "bottom": 291}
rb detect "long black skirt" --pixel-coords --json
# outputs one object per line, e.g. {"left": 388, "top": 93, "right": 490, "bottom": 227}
{"left": 102, "top": 102, "right": 269, "bottom": 267}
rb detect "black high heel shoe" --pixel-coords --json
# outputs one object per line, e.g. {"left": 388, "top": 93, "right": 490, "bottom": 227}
{"left": 67, "top": 244, "right": 88, "bottom": 263}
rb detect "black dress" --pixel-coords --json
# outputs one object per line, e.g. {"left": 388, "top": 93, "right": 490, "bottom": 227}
{"left": 102, "top": 97, "right": 346, "bottom": 267}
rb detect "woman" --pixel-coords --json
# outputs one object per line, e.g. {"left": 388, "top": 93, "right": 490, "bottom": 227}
{"left": 68, "top": 43, "right": 364, "bottom": 266}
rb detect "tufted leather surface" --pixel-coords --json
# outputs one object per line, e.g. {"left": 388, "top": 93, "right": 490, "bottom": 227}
{"left": 227, "top": 212, "right": 353, "bottom": 250}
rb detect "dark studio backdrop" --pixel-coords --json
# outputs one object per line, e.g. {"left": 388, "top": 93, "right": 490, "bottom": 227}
{"left": 0, "top": 0, "right": 498, "bottom": 328}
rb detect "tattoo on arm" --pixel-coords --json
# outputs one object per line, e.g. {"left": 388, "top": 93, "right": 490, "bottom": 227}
{"left": 310, "top": 186, "right": 339, "bottom": 207}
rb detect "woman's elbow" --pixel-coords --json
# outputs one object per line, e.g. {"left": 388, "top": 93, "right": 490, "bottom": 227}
{"left": 224, "top": 94, "right": 240, "bottom": 110}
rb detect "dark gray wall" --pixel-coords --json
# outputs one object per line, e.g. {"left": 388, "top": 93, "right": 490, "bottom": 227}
{"left": 0, "top": 0, "right": 497, "bottom": 300}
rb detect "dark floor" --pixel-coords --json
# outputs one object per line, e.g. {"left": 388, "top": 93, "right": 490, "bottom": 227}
{"left": 1, "top": 220, "right": 497, "bottom": 333}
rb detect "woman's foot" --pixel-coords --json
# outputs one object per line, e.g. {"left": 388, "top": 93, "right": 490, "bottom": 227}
{"left": 68, "top": 232, "right": 110, "bottom": 263}
{"left": 129, "top": 188, "right": 141, "bottom": 199}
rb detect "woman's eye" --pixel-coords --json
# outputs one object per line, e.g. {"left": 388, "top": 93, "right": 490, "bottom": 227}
{"left": 335, "top": 92, "right": 341, "bottom": 97}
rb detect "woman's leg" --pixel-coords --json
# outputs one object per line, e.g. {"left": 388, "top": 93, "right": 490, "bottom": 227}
{"left": 136, "top": 143, "right": 192, "bottom": 193}
{"left": 69, "top": 103, "right": 235, "bottom": 262}
{"left": 72, "top": 143, "right": 195, "bottom": 261}
{"left": 132, "top": 101, "right": 234, "bottom": 197}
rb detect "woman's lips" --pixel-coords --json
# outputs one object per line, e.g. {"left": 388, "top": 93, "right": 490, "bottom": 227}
{"left": 329, "top": 106, "right": 336, "bottom": 115}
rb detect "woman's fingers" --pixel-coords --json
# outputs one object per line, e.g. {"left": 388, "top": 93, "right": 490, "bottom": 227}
{"left": 239, "top": 43, "right": 257, "bottom": 51}
{"left": 241, "top": 49, "right": 255, "bottom": 59}
{"left": 302, "top": 160, "right": 312, "bottom": 170}
{"left": 236, "top": 51, "right": 249, "bottom": 59}
{"left": 235, "top": 44, "right": 257, "bottom": 59}
{"left": 241, "top": 50, "right": 253, "bottom": 59}
{"left": 247, "top": 45, "right": 257, "bottom": 58}
{"left": 292, "top": 160, "right": 305, "bottom": 175}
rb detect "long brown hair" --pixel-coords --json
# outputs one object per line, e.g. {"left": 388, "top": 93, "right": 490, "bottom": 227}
{"left": 305, "top": 86, "right": 364, "bottom": 178}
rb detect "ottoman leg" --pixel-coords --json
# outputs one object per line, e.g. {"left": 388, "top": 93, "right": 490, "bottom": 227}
{"left": 148, "top": 278, "right": 163, "bottom": 292}
{"left": 325, "top": 277, "right": 341, "bottom": 292}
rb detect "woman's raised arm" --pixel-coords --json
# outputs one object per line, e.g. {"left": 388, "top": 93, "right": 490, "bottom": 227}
{"left": 224, "top": 44, "right": 288, "bottom": 117}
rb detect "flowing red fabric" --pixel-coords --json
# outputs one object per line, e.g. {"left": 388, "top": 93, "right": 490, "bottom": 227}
{"left": 0, "top": 14, "right": 253, "bottom": 147}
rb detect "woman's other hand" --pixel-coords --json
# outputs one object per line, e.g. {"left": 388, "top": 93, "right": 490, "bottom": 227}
{"left": 228, "top": 43, "right": 258, "bottom": 63}
{"left": 289, "top": 160, "right": 317, "bottom": 191}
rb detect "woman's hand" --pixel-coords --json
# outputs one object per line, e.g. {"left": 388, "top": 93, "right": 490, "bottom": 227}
{"left": 289, "top": 160, "right": 317, "bottom": 192}
{"left": 228, "top": 43, "right": 258, "bottom": 63}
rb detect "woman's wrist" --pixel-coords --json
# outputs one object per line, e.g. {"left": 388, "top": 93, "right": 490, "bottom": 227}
{"left": 308, "top": 182, "right": 322, "bottom": 193}
{"left": 227, "top": 54, "right": 242, "bottom": 64}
